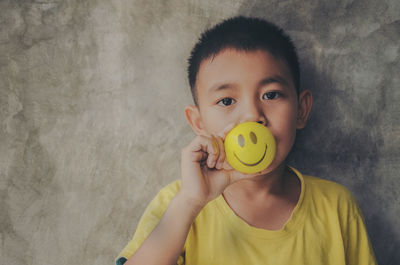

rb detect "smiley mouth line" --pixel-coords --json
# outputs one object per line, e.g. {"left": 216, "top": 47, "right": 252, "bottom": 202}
{"left": 233, "top": 145, "right": 267, "bottom": 167}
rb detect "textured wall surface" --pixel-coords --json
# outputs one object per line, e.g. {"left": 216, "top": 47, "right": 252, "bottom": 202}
{"left": 0, "top": 0, "right": 399, "bottom": 264}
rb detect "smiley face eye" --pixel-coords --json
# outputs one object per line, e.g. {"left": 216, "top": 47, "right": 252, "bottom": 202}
{"left": 250, "top": 132, "right": 257, "bottom": 144}
{"left": 238, "top": 134, "right": 245, "bottom": 147}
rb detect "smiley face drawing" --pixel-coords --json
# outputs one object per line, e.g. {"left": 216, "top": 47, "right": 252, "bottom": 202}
{"left": 224, "top": 122, "right": 276, "bottom": 174}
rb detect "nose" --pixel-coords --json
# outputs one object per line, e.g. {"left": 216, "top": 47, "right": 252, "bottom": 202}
{"left": 241, "top": 99, "right": 267, "bottom": 125}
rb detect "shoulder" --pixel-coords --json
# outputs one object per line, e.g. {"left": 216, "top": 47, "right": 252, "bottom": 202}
{"left": 146, "top": 179, "right": 181, "bottom": 211}
{"left": 115, "top": 180, "right": 183, "bottom": 263}
{"left": 301, "top": 173, "right": 361, "bottom": 220}
{"left": 157, "top": 179, "right": 181, "bottom": 199}
{"left": 304, "top": 174, "right": 354, "bottom": 199}
{"left": 124, "top": 180, "right": 182, "bottom": 240}
{"left": 289, "top": 166, "right": 354, "bottom": 201}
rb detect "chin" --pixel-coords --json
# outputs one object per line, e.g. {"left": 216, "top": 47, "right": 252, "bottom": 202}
{"left": 252, "top": 161, "right": 284, "bottom": 176}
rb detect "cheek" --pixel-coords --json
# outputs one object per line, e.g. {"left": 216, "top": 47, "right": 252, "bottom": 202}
{"left": 271, "top": 109, "right": 296, "bottom": 127}
{"left": 200, "top": 107, "right": 238, "bottom": 135}
{"left": 275, "top": 130, "right": 296, "bottom": 150}
{"left": 200, "top": 112, "right": 229, "bottom": 135}
{"left": 269, "top": 107, "right": 298, "bottom": 143}
{"left": 272, "top": 128, "right": 296, "bottom": 164}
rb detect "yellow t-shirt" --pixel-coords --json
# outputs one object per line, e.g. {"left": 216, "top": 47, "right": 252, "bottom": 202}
{"left": 116, "top": 166, "right": 377, "bottom": 265}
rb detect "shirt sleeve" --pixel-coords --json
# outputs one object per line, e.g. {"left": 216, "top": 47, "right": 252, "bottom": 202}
{"left": 115, "top": 180, "right": 185, "bottom": 265}
{"left": 344, "top": 200, "right": 377, "bottom": 265}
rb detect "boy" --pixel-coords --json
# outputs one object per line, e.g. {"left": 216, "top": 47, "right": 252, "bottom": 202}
{"left": 116, "top": 16, "right": 377, "bottom": 265}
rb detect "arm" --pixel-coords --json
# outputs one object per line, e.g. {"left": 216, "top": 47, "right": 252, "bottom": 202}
{"left": 124, "top": 192, "right": 202, "bottom": 265}
{"left": 124, "top": 134, "right": 249, "bottom": 265}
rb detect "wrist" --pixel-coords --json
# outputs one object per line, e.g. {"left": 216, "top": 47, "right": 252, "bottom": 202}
{"left": 173, "top": 192, "right": 207, "bottom": 217}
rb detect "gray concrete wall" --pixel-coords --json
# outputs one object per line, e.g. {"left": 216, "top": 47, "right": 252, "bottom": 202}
{"left": 0, "top": 0, "right": 399, "bottom": 264}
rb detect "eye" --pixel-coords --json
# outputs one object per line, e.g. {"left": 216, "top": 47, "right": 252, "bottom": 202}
{"left": 262, "top": 91, "right": 281, "bottom": 100}
{"left": 250, "top": 132, "right": 257, "bottom": 144}
{"left": 217, "top": 98, "right": 235, "bottom": 106}
{"left": 238, "top": 134, "right": 245, "bottom": 147}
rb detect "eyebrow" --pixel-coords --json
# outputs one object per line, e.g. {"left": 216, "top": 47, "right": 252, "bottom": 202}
{"left": 208, "top": 83, "right": 238, "bottom": 94}
{"left": 208, "top": 75, "right": 289, "bottom": 94}
{"left": 258, "top": 75, "right": 289, "bottom": 88}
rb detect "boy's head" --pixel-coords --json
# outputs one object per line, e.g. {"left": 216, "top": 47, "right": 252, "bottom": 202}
{"left": 188, "top": 16, "right": 300, "bottom": 106}
{"left": 184, "top": 16, "right": 313, "bottom": 174}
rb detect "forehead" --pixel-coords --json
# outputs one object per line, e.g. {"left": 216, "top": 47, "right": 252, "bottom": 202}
{"left": 195, "top": 48, "right": 294, "bottom": 99}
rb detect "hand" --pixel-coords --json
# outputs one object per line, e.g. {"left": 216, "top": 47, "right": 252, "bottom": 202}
{"left": 179, "top": 124, "right": 258, "bottom": 210}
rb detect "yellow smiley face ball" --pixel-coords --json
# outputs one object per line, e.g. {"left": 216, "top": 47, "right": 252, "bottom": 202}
{"left": 224, "top": 121, "right": 276, "bottom": 174}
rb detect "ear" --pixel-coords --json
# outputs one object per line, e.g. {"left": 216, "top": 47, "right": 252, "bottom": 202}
{"left": 296, "top": 89, "right": 313, "bottom": 129}
{"left": 184, "top": 105, "right": 207, "bottom": 136}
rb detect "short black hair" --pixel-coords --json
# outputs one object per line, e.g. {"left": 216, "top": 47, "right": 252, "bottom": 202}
{"left": 187, "top": 16, "right": 300, "bottom": 106}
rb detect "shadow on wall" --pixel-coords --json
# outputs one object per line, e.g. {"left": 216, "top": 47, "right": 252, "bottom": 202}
{"left": 289, "top": 55, "right": 400, "bottom": 265}
{"left": 237, "top": 1, "right": 400, "bottom": 264}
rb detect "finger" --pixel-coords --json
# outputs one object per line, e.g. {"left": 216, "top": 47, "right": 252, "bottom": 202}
{"left": 185, "top": 135, "right": 214, "bottom": 163}
{"left": 215, "top": 136, "right": 225, "bottom": 169}
{"left": 211, "top": 134, "right": 220, "bottom": 157}
{"left": 217, "top": 122, "right": 238, "bottom": 139}
{"left": 206, "top": 135, "right": 219, "bottom": 168}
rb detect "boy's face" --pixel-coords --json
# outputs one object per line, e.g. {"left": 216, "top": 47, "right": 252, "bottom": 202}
{"left": 185, "top": 48, "right": 312, "bottom": 173}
